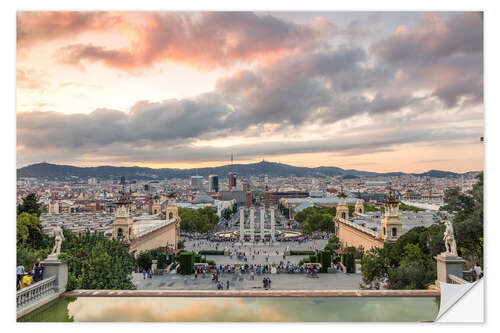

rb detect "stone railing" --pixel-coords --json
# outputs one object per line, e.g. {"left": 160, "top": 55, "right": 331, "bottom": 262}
{"left": 337, "top": 217, "right": 379, "bottom": 238}
{"left": 448, "top": 274, "right": 469, "bottom": 285}
{"left": 17, "top": 276, "right": 57, "bottom": 312}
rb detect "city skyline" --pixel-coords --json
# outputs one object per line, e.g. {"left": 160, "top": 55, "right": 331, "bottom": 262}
{"left": 17, "top": 12, "right": 483, "bottom": 173}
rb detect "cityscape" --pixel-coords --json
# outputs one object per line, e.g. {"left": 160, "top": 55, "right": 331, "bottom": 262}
{"left": 15, "top": 10, "right": 484, "bottom": 323}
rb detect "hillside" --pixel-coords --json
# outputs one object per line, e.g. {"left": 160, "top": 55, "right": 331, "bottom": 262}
{"left": 16, "top": 161, "right": 473, "bottom": 181}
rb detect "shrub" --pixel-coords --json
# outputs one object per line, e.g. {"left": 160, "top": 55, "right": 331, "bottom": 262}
{"left": 178, "top": 252, "right": 194, "bottom": 275}
{"left": 342, "top": 252, "right": 355, "bottom": 273}
{"left": 198, "top": 250, "right": 224, "bottom": 255}
{"left": 290, "top": 250, "right": 315, "bottom": 255}
{"left": 319, "top": 250, "right": 332, "bottom": 273}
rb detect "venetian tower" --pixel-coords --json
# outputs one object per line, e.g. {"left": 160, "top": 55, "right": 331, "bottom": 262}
{"left": 335, "top": 187, "right": 349, "bottom": 220}
{"left": 165, "top": 191, "right": 180, "bottom": 220}
{"left": 354, "top": 192, "right": 364, "bottom": 216}
{"left": 380, "top": 190, "right": 402, "bottom": 241}
{"left": 151, "top": 195, "right": 162, "bottom": 215}
{"left": 112, "top": 189, "right": 135, "bottom": 243}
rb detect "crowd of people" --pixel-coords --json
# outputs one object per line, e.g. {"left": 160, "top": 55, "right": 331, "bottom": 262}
{"left": 16, "top": 258, "right": 44, "bottom": 290}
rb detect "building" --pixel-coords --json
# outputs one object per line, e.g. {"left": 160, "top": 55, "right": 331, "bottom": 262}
{"left": 333, "top": 192, "right": 426, "bottom": 251}
{"left": 111, "top": 193, "right": 181, "bottom": 257}
{"left": 208, "top": 175, "right": 219, "bottom": 193}
{"left": 265, "top": 191, "right": 309, "bottom": 208}
{"left": 48, "top": 202, "right": 60, "bottom": 214}
{"left": 112, "top": 196, "right": 135, "bottom": 243}
{"left": 221, "top": 190, "right": 246, "bottom": 206}
{"left": 190, "top": 176, "right": 205, "bottom": 190}
{"left": 246, "top": 191, "right": 252, "bottom": 208}
{"left": 228, "top": 172, "right": 237, "bottom": 190}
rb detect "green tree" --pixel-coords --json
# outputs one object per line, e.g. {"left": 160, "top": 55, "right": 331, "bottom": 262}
{"left": 178, "top": 206, "right": 219, "bottom": 234}
{"left": 440, "top": 173, "right": 483, "bottom": 266}
{"left": 16, "top": 212, "right": 49, "bottom": 249}
{"left": 361, "top": 247, "right": 389, "bottom": 289}
{"left": 324, "top": 236, "right": 341, "bottom": 251}
{"left": 388, "top": 244, "right": 436, "bottom": 290}
{"left": 17, "top": 193, "right": 41, "bottom": 217}
{"left": 295, "top": 206, "right": 336, "bottom": 234}
{"left": 136, "top": 248, "right": 167, "bottom": 271}
{"left": 58, "top": 231, "right": 136, "bottom": 290}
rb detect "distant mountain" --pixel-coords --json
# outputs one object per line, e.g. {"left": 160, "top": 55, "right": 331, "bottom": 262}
{"left": 17, "top": 161, "right": 472, "bottom": 181}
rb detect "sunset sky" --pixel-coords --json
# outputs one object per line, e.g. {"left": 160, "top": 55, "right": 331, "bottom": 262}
{"left": 16, "top": 11, "right": 483, "bottom": 172}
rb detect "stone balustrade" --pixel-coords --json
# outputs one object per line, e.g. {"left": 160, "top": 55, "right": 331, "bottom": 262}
{"left": 17, "top": 276, "right": 57, "bottom": 318}
{"left": 448, "top": 274, "right": 469, "bottom": 285}
{"left": 338, "top": 217, "right": 379, "bottom": 238}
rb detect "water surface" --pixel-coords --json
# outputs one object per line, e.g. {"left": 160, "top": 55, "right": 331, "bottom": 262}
{"left": 19, "top": 297, "right": 439, "bottom": 322}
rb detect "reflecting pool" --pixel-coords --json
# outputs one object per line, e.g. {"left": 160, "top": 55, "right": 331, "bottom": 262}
{"left": 19, "top": 297, "right": 439, "bottom": 322}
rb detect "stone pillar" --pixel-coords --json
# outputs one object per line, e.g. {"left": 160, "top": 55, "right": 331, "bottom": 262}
{"left": 42, "top": 257, "right": 68, "bottom": 294}
{"left": 239, "top": 207, "right": 245, "bottom": 242}
{"left": 250, "top": 208, "right": 255, "bottom": 242}
{"left": 260, "top": 207, "right": 265, "bottom": 242}
{"left": 435, "top": 253, "right": 466, "bottom": 285}
{"left": 270, "top": 208, "right": 276, "bottom": 241}
{"left": 151, "top": 259, "right": 158, "bottom": 274}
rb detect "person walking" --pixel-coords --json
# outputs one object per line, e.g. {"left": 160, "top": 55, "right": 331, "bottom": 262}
{"left": 16, "top": 263, "right": 24, "bottom": 290}
{"left": 226, "top": 280, "right": 230, "bottom": 290}
{"left": 142, "top": 269, "right": 147, "bottom": 279}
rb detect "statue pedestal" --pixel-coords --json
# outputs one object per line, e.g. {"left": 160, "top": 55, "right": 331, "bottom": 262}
{"left": 42, "top": 256, "right": 68, "bottom": 293}
{"left": 435, "top": 252, "right": 465, "bottom": 285}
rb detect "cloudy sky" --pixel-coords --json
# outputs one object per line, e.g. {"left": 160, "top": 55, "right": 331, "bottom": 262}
{"left": 16, "top": 11, "right": 483, "bottom": 172}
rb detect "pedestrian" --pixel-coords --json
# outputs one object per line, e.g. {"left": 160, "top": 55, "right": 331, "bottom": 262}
{"left": 473, "top": 262, "right": 483, "bottom": 280}
{"left": 21, "top": 272, "right": 32, "bottom": 289}
{"left": 16, "top": 262, "right": 24, "bottom": 290}
{"left": 226, "top": 280, "right": 230, "bottom": 290}
{"left": 268, "top": 277, "right": 272, "bottom": 289}
{"left": 142, "top": 269, "right": 146, "bottom": 279}
{"left": 32, "top": 258, "right": 44, "bottom": 283}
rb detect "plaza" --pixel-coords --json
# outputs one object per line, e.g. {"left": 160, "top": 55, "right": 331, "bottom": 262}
{"left": 133, "top": 237, "right": 363, "bottom": 290}
{"left": 132, "top": 270, "right": 362, "bottom": 291}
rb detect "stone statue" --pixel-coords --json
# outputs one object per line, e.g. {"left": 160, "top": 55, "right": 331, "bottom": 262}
{"left": 443, "top": 220, "right": 457, "bottom": 256}
{"left": 50, "top": 224, "right": 65, "bottom": 257}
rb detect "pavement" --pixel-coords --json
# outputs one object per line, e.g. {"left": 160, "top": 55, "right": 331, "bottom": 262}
{"left": 132, "top": 271, "right": 362, "bottom": 290}
{"left": 133, "top": 233, "right": 364, "bottom": 291}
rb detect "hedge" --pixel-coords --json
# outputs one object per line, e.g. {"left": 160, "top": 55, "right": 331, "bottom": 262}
{"left": 290, "top": 250, "right": 316, "bottom": 255}
{"left": 198, "top": 250, "right": 225, "bottom": 255}
{"left": 194, "top": 254, "right": 202, "bottom": 263}
{"left": 178, "top": 252, "right": 194, "bottom": 275}
{"left": 341, "top": 252, "right": 355, "bottom": 273}
{"left": 319, "top": 250, "right": 331, "bottom": 273}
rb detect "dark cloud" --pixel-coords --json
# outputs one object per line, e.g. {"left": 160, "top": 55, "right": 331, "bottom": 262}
{"left": 17, "top": 118, "right": 482, "bottom": 167}
{"left": 371, "top": 12, "right": 482, "bottom": 65}
{"left": 370, "top": 12, "right": 483, "bottom": 108}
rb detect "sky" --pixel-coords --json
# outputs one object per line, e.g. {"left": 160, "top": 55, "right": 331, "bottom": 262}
{"left": 16, "top": 11, "right": 483, "bottom": 173}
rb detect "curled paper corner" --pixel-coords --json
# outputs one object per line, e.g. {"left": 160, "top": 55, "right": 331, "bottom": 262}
{"left": 435, "top": 279, "right": 484, "bottom": 322}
